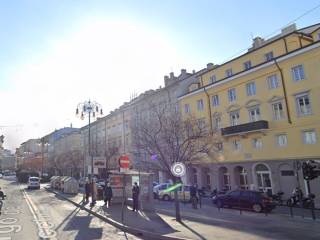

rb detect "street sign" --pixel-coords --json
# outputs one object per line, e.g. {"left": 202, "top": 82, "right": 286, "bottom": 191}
{"left": 93, "top": 157, "right": 106, "bottom": 168}
{"left": 119, "top": 155, "right": 130, "bottom": 169}
{"left": 171, "top": 162, "right": 186, "bottom": 177}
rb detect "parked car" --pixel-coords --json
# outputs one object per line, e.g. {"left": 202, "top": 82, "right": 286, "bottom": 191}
{"left": 28, "top": 176, "right": 40, "bottom": 190}
{"left": 153, "top": 183, "right": 172, "bottom": 199}
{"left": 158, "top": 184, "right": 192, "bottom": 202}
{"left": 212, "top": 190, "right": 276, "bottom": 213}
{"left": 96, "top": 179, "right": 106, "bottom": 188}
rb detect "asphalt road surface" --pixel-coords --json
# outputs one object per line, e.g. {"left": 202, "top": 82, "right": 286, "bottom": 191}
{"left": 0, "top": 178, "right": 141, "bottom": 240}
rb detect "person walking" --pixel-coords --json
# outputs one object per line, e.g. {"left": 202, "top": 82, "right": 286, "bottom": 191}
{"left": 104, "top": 182, "right": 113, "bottom": 208}
{"left": 132, "top": 182, "right": 140, "bottom": 212}
{"left": 190, "top": 184, "right": 198, "bottom": 209}
{"left": 84, "top": 180, "right": 91, "bottom": 203}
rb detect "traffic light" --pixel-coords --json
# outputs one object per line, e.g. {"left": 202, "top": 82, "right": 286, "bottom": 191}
{"left": 302, "top": 161, "right": 320, "bottom": 180}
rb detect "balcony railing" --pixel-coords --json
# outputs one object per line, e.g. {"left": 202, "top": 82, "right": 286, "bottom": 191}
{"left": 221, "top": 120, "right": 269, "bottom": 136}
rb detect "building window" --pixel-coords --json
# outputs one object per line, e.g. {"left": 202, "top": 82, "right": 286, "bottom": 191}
{"left": 292, "top": 65, "right": 305, "bottom": 81}
{"left": 276, "top": 134, "right": 288, "bottom": 147}
{"left": 225, "top": 68, "right": 233, "bottom": 77}
{"left": 197, "top": 99, "right": 204, "bottom": 111}
{"left": 267, "top": 74, "right": 279, "bottom": 89}
{"left": 230, "top": 110, "right": 240, "bottom": 126}
{"left": 252, "top": 138, "right": 263, "bottom": 149}
{"left": 295, "top": 93, "right": 311, "bottom": 116}
{"left": 213, "top": 116, "right": 222, "bottom": 129}
{"left": 244, "top": 61, "right": 252, "bottom": 70}
{"left": 184, "top": 104, "right": 190, "bottom": 113}
{"left": 248, "top": 106, "right": 260, "bottom": 122}
{"left": 212, "top": 95, "right": 220, "bottom": 107}
{"left": 265, "top": 51, "right": 274, "bottom": 61}
{"left": 232, "top": 139, "right": 241, "bottom": 151}
{"left": 272, "top": 102, "right": 285, "bottom": 120}
{"left": 198, "top": 118, "right": 206, "bottom": 129}
{"left": 228, "top": 88, "right": 236, "bottom": 102}
{"left": 303, "top": 130, "right": 317, "bottom": 144}
{"left": 246, "top": 82, "right": 256, "bottom": 96}
{"left": 217, "top": 142, "right": 223, "bottom": 152}
{"left": 210, "top": 75, "right": 217, "bottom": 83}
{"left": 281, "top": 170, "right": 294, "bottom": 176}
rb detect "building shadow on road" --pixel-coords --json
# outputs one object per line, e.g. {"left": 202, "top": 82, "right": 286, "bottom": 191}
{"left": 63, "top": 214, "right": 103, "bottom": 240}
{"left": 98, "top": 201, "right": 177, "bottom": 236}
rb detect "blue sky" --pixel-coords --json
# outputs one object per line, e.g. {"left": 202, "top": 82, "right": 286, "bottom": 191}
{"left": 0, "top": 0, "right": 320, "bottom": 149}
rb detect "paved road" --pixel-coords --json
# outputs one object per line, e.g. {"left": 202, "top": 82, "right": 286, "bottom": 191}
{"left": 0, "top": 178, "right": 141, "bottom": 240}
{"left": 154, "top": 199, "right": 320, "bottom": 240}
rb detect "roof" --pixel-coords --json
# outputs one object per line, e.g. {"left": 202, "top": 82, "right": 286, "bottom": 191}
{"left": 197, "top": 23, "right": 320, "bottom": 76}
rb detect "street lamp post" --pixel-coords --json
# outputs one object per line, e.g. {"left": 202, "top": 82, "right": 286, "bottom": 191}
{"left": 38, "top": 138, "right": 49, "bottom": 177}
{"left": 76, "top": 100, "right": 103, "bottom": 206}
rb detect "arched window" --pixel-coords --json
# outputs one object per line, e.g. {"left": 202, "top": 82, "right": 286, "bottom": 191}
{"left": 255, "top": 164, "right": 272, "bottom": 195}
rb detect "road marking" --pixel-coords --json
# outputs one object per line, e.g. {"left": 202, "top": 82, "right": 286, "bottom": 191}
{"left": 21, "top": 187, "right": 57, "bottom": 239}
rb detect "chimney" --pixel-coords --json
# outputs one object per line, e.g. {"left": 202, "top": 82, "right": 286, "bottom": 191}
{"left": 170, "top": 72, "right": 175, "bottom": 79}
{"left": 192, "top": 70, "right": 196, "bottom": 74}
{"left": 181, "top": 69, "right": 187, "bottom": 75}
{"left": 281, "top": 24, "right": 296, "bottom": 35}
{"left": 164, "top": 75, "right": 169, "bottom": 86}
{"left": 252, "top": 36, "right": 265, "bottom": 49}
{"left": 207, "top": 63, "right": 214, "bottom": 70}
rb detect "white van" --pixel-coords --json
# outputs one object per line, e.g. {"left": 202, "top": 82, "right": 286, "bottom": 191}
{"left": 28, "top": 177, "right": 40, "bottom": 189}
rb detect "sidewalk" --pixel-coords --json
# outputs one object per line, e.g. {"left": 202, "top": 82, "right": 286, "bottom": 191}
{"left": 45, "top": 187, "right": 194, "bottom": 240}
{"left": 46, "top": 187, "right": 320, "bottom": 240}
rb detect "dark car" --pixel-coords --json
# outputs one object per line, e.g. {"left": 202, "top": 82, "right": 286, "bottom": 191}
{"left": 212, "top": 190, "right": 276, "bottom": 213}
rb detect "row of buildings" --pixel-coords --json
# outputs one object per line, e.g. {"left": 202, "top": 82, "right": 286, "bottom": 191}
{"left": 0, "top": 135, "right": 15, "bottom": 171}
{"left": 15, "top": 22, "right": 320, "bottom": 199}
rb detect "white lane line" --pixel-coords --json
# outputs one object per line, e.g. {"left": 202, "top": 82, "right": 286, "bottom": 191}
{"left": 20, "top": 186, "right": 57, "bottom": 239}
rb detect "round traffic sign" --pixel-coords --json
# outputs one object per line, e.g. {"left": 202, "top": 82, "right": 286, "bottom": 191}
{"left": 171, "top": 162, "right": 186, "bottom": 177}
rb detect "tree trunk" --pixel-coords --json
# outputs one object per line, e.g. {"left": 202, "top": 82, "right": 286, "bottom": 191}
{"left": 173, "top": 177, "right": 181, "bottom": 222}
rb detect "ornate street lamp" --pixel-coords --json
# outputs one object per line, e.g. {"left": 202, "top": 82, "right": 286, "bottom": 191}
{"left": 38, "top": 138, "right": 49, "bottom": 177}
{"left": 76, "top": 100, "right": 103, "bottom": 205}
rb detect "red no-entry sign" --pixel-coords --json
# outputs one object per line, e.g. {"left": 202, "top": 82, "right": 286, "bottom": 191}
{"left": 119, "top": 155, "right": 130, "bottom": 169}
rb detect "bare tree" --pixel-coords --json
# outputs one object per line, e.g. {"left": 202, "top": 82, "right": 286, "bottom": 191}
{"left": 105, "top": 142, "right": 120, "bottom": 173}
{"left": 131, "top": 103, "right": 219, "bottom": 221}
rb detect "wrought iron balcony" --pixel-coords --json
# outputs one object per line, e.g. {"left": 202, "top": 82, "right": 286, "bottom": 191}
{"left": 221, "top": 120, "right": 269, "bottom": 136}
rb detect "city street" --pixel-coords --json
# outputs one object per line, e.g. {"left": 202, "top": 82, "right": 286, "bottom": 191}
{"left": 0, "top": 178, "right": 140, "bottom": 240}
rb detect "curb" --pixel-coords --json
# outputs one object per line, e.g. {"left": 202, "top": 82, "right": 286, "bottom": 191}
{"left": 45, "top": 187, "right": 190, "bottom": 240}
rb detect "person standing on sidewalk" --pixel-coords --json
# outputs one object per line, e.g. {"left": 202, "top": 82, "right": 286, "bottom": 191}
{"left": 85, "top": 180, "right": 91, "bottom": 203}
{"left": 104, "top": 182, "right": 113, "bottom": 208}
{"left": 190, "top": 184, "right": 198, "bottom": 209}
{"left": 132, "top": 182, "right": 140, "bottom": 212}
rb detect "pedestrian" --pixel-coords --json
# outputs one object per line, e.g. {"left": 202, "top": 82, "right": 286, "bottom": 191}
{"left": 104, "top": 182, "right": 113, "bottom": 208}
{"left": 190, "top": 184, "right": 198, "bottom": 209}
{"left": 84, "top": 180, "right": 91, "bottom": 203}
{"left": 132, "top": 182, "right": 140, "bottom": 212}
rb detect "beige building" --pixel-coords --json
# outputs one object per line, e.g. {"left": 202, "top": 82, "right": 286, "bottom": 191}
{"left": 179, "top": 23, "right": 320, "bottom": 198}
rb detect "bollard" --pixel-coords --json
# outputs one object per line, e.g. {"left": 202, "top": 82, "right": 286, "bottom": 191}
{"left": 289, "top": 206, "right": 293, "bottom": 218}
{"left": 199, "top": 196, "right": 202, "bottom": 209}
{"left": 264, "top": 208, "right": 268, "bottom": 217}
{"left": 311, "top": 204, "right": 316, "bottom": 221}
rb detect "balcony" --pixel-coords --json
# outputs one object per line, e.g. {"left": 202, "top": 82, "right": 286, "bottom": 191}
{"left": 221, "top": 120, "right": 269, "bottom": 136}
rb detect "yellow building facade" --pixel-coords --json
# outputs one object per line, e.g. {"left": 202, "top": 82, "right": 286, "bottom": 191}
{"left": 179, "top": 23, "right": 320, "bottom": 198}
